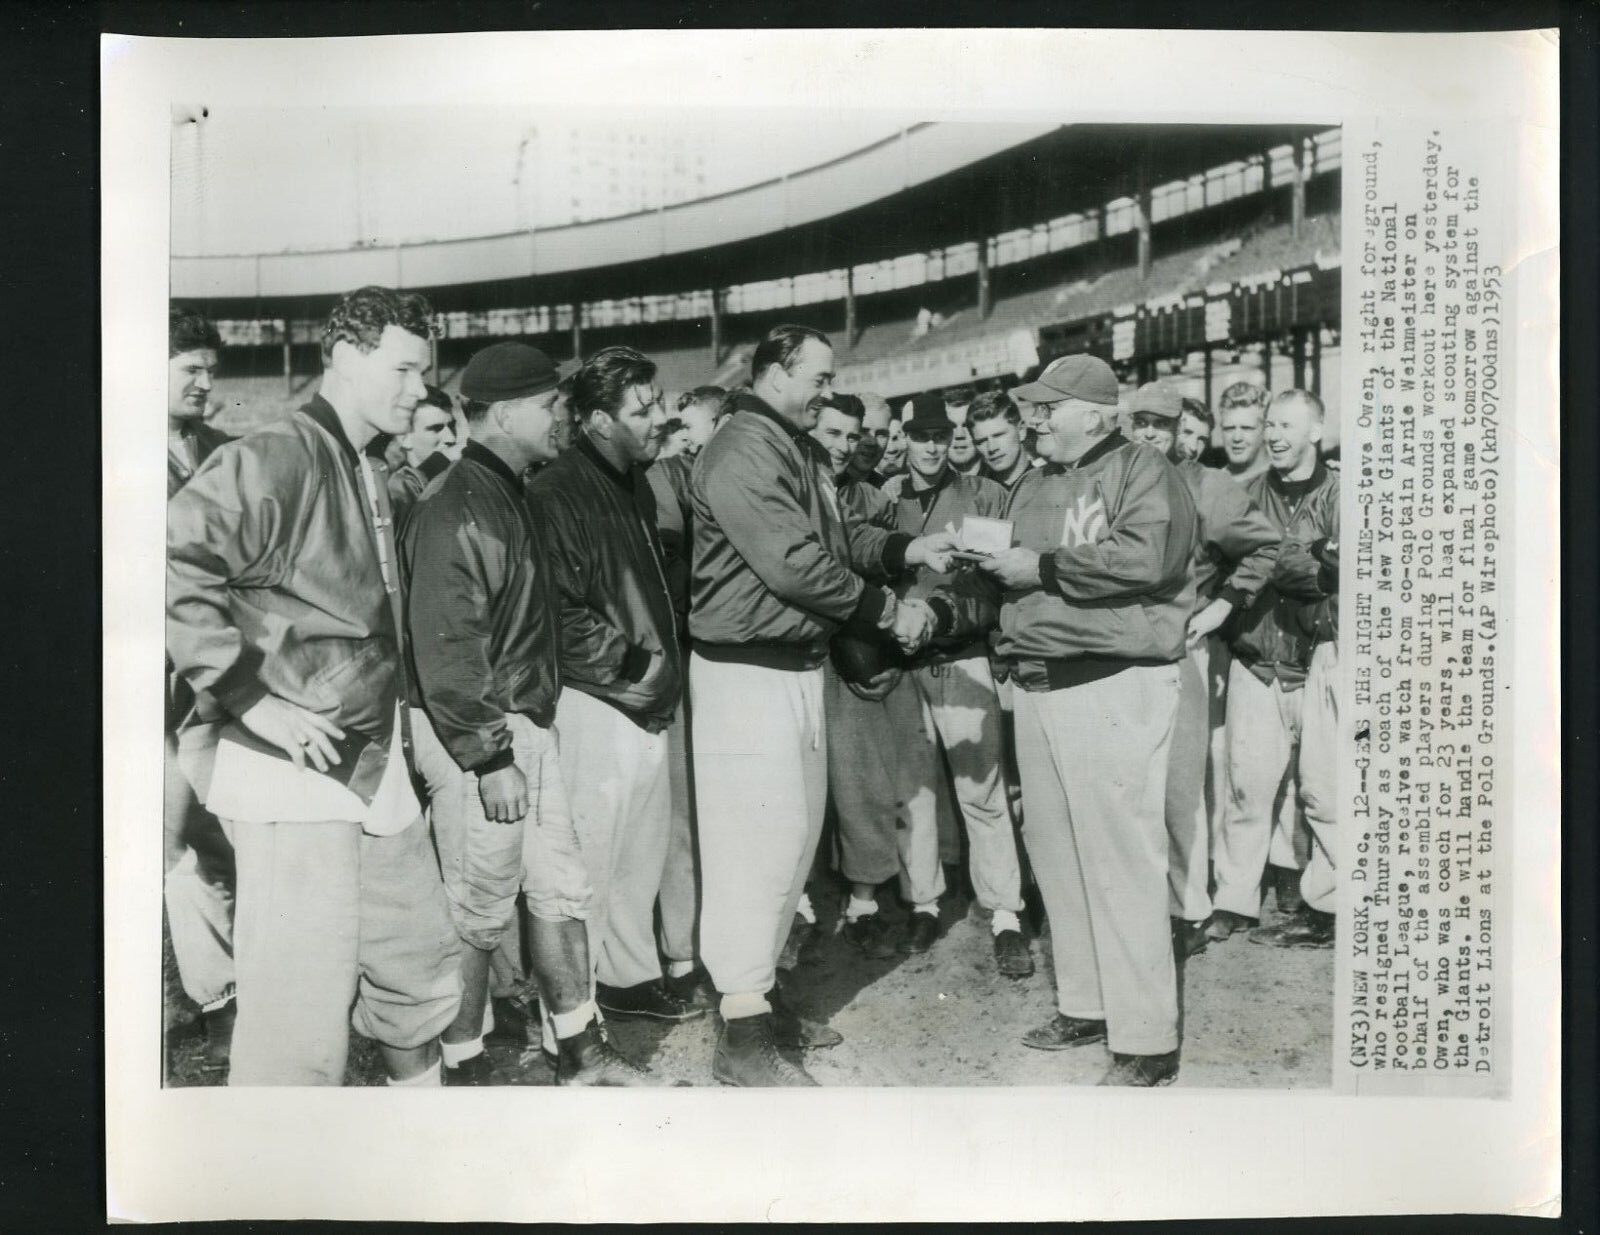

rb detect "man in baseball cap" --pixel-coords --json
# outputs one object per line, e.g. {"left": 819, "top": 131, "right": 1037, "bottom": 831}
{"left": 1125, "top": 380, "right": 1185, "bottom": 457}
{"left": 927, "top": 351, "right": 1201, "bottom": 1085}
{"left": 1009, "top": 353, "right": 1122, "bottom": 407}
{"left": 405, "top": 339, "right": 674, "bottom": 1084}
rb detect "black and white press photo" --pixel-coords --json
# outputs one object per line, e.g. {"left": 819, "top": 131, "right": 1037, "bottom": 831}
{"left": 104, "top": 27, "right": 1559, "bottom": 1225}
{"left": 162, "top": 108, "right": 1346, "bottom": 1091}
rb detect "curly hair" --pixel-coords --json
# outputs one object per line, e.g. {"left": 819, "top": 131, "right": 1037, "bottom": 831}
{"left": 169, "top": 306, "right": 221, "bottom": 358}
{"left": 320, "top": 285, "right": 435, "bottom": 362}
{"left": 1217, "top": 381, "right": 1269, "bottom": 412}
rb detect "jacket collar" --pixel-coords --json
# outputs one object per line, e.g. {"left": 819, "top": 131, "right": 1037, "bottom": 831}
{"left": 1267, "top": 456, "right": 1329, "bottom": 501}
{"left": 461, "top": 438, "right": 524, "bottom": 497}
{"left": 576, "top": 430, "right": 638, "bottom": 494}
{"left": 731, "top": 389, "right": 831, "bottom": 466}
{"left": 1044, "top": 429, "right": 1127, "bottom": 475}
{"left": 906, "top": 464, "right": 955, "bottom": 499}
{"left": 301, "top": 394, "right": 363, "bottom": 466}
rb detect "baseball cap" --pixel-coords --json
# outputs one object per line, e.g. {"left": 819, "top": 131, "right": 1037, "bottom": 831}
{"left": 1130, "top": 381, "right": 1184, "bottom": 421}
{"left": 460, "top": 341, "right": 561, "bottom": 403}
{"left": 902, "top": 391, "right": 955, "bottom": 435}
{"left": 1010, "top": 354, "right": 1119, "bottom": 406}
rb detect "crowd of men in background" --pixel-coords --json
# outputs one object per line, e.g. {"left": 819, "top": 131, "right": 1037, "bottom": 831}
{"left": 163, "top": 284, "right": 1340, "bottom": 1090}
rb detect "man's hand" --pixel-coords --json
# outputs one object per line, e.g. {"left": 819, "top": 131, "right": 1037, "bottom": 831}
{"left": 977, "top": 547, "right": 1043, "bottom": 590}
{"left": 847, "top": 665, "right": 904, "bottom": 702}
{"left": 478, "top": 764, "right": 529, "bottom": 824}
{"left": 906, "top": 529, "right": 959, "bottom": 574}
{"left": 1186, "top": 596, "right": 1234, "bottom": 649}
{"left": 893, "top": 598, "right": 936, "bottom": 654}
{"left": 239, "top": 695, "right": 345, "bottom": 773}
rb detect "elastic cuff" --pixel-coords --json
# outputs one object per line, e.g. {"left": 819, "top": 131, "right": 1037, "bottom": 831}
{"left": 850, "top": 582, "right": 890, "bottom": 630}
{"left": 213, "top": 671, "right": 269, "bottom": 721}
{"left": 551, "top": 1000, "right": 598, "bottom": 1040}
{"left": 471, "top": 747, "right": 516, "bottom": 775}
{"left": 720, "top": 991, "right": 773, "bottom": 1020}
{"left": 441, "top": 1036, "right": 484, "bottom": 1067}
{"left": 619, "top": 644, "right": 654, "bottom": 683}
{"left": 926, "top": 596, "right": 955, "bottom": 637}
{"left": 880, "top": 532, "right": 913, "bottom": 576}
{"left": 387, "top": 1060, "right": 442, "bottom": 1087}
{"left": 1037, "top": 553, "right": 1061, "bottom": 595}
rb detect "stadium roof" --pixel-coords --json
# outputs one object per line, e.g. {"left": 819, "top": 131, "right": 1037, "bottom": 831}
{"left": 175, "top": 121, "right": 1329, "bottom": 311}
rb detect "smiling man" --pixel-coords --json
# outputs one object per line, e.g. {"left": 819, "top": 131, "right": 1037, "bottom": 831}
{"left": 167, "top": 285, "right": 460, "bottom": 1086}
{"left": 688, "top": 323, "right": 953, "bottom": 1085}
{"left": 1211, "top": 389, "right": 1339, "bottom": 945}
{"left": 927, "top": 354, "right": 1199, "bottom": 1086}
{"left": 881, "top": 405, "right": 909, "bottom": 477}
{"left": 842, "top": 392, "right": 893, "bottom": 487}
{"left": 527, "top": 346, "right": 700, "bottom": 1030}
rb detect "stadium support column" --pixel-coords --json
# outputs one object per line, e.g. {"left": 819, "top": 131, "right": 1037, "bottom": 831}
{"left": 709, "top": 289, "right": 722, "bottom": 365}
{"left": 571, "top": 302, "right": 582, "bottom": 364}
{"left": 1136, "top": 185, "right": 1152, "bottom": 282}
{"left": 844, "top": 268, "right": 857, "bottom": 347}
{"left": 430, "top": 332, "right": 439, "bottom": 386}
{"left": 1311, "top": 326, "right": 1323, "bottom": 397}
{"left": 1291, "top": 136, "right": 1307, "bottom": 240}
{"left": 1203, "top": 346, "right": 1213, "bottom": 409}
{"left": 1292, "top": 328, "right": 1307, "bottom": 389}
{"left": 977, "top": 238, "right": 992, "bottom": 320}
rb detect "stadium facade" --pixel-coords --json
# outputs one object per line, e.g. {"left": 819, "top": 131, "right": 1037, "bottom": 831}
{"left": 173, "top": 122, "right": 1342, "bottom": 430}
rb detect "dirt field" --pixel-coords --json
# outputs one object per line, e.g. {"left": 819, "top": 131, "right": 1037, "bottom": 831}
{"left": 166, "top": 873, "right": 1331, "bottom": 1090}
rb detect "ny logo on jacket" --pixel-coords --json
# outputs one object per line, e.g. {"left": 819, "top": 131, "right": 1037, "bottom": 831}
{"left": 1058, "top": 492, "right": 1108, "bottom": 548}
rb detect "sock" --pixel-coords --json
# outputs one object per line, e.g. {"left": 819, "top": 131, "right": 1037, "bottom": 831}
{"left": 720, "top": 990, "right": 772, "bottom": 1020}
{"left": 551, "top": 1000, "right": 597, "bottom": 1041}
{"left": 387, "top": 1060, "right": 442, "bottom": 1087}
{"left": 845, "top": 895, "right": 878, "bottom": 922}
{"left": 913, "top": 902, "right": 940, "bottom": 918}
{"left": 441, "top": 1035, "right": 484, "bottom": 1068}
{"left": 796, "top": 892, "right": 816, "bottom": 925}
{"left": 992, "top": 909, "right": 1021, "bottom": 935}
{"left": 481, "top": 997, "right": 496, "bottom": 1037}
{"left": 665, "top": 958, "right": 696, "bottom": 979}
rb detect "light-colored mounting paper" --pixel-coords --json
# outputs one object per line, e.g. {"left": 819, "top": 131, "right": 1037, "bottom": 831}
{"left": 103, "top": 27, "right": 1560, "bottom": 1223}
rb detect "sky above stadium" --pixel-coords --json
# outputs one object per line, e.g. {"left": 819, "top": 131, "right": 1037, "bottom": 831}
{"left": 170, "top": 107, "right": 912, "bottom": 255}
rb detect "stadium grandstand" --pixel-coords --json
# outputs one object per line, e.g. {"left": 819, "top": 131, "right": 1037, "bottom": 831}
{"left": 173, "top": 122, "right": 1342, "bottom": 439}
